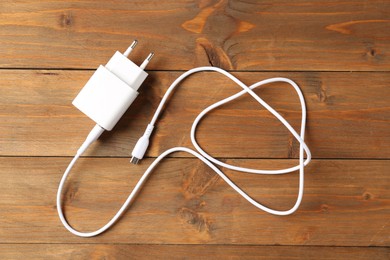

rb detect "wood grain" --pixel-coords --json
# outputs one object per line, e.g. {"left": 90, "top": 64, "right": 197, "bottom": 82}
{"left": 0, "top": 0, "right": 389, "bottom": 71}
{"left": 1, "top": 0, "right": 389, "bottom": 257}
{"left": 0, "top": 70, "right": 388, "bottom": 158}
{"left": 1, "top": 157, "right": 388, "bottom": 246}
{"left": 0, "top": 244, "right": 388, "bottom": 260}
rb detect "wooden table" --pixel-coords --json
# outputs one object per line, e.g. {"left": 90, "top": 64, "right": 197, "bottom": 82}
{"left": 1, "top": 0, "right": 389, "bottom": 259}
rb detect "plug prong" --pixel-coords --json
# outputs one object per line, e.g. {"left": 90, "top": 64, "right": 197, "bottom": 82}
{"left": 140, "top": 52, "right": 154, "bottom": 70}
{"left": 123, "top": 40, "right": 138, "bottom": 57}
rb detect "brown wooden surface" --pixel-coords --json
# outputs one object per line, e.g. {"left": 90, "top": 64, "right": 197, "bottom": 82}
{"left": 1, "top": 157, "right": 389, "bottom": 246}
{"left": 0, "top": 245, "right": 388, "bottom": 260}
{"left": 1, "top": 70, "right": 389, "bottom": 158}
{"left": 1, "top": 0, "right": 389, "bottom": 259}
{"left": 0, "top": 0, "right": 389, "bottom": 71}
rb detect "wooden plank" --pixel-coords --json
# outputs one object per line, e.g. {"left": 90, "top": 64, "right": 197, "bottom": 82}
{"left": 0, "top": 70, "right": 389, "bottom": 158}
{"left": 0, "top": 157, "right": 388, "bottom": 246}
{"left": 0, "top": 244, "right": 388, "bottom": 260}
{"left": 0, "top": 0, "right": 389, "bottom": 71}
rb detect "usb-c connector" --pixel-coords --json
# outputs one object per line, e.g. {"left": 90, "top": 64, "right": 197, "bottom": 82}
{"left": 130, "top": 156, "right": 140, "bottom": 165}
{"left": 131, "top": 124, "right": 154, "bottom": 164}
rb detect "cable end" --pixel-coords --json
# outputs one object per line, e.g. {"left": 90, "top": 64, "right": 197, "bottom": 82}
{"left": 130, "top": 156, "right": 140, "bottom": 165}
{"left": 131, "top": 132, "right": 151, "bottom": 165}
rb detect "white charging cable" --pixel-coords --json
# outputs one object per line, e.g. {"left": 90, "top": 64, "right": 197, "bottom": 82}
{"left": 57, "top": 66, "right": 311, "bottom": 237}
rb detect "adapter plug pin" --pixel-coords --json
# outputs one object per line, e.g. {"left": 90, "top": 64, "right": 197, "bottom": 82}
{"left": 140, "top": 52, "right": 154, "bottom": 70}
{"left": 123, "top": 40, "right": 138, "bottom": 57}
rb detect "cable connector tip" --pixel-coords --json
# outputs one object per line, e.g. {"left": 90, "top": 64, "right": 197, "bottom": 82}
{"left": 131, "top": 134, "right": 151, "bottom": 165}
{"left": 130, "top": 156, "right": 140, "bottom": 165}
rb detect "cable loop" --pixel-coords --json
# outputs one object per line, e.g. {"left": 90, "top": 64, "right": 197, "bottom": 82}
{"left": 57, "top": 66, "right": 311, "bottom": 237}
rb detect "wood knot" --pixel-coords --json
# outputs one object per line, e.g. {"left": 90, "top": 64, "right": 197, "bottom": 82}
{"left": 60, "top": 12, "right": 73, "bottom": 27}
{"left": 319, "top": 88, "right": 327, "bottom": 102}
{"left": 321, "top": 204, "right": 329, "bottom": 213}
{"left": 315, "top": 80, "right": 335, "bottom": 104}
{"left": 363, "top": 192, "right": 373, "bottom": 200}
{"left": 182, "top": 161, "right": 219, "bottom": 200}
{"left": 195, "top": 38, "right": 233, "bottom": 69}
{"left": 179, "top": 208, "right": 212, "bottom": 233}
{"left": 297, "top": 227, "right": 316, "bottom": 243}
{"left": 363, "top": 44, "right": 382, "bottom": 62}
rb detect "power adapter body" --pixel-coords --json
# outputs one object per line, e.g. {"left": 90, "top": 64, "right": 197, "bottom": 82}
{"left": 73, "top": 42, "right": 152, "bottom": 131}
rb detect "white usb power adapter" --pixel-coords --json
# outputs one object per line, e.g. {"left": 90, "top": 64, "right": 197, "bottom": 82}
{"left": 72, "top": 40, "right": 153, "bottom": 131}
